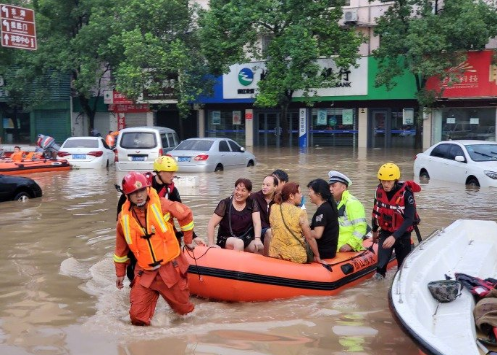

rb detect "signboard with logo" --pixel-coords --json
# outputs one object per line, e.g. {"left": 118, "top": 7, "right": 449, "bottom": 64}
{"left": 426, "top": 50, "right": 497, "bottom": 98}
{"left": 223, "top": 57, "right": 368, "bottom": 100}
{"left": 0, "top": 4, "right": 37, "bottom": 50}
{"left": 223, "top": 63, "right": 261, "bottom": 99}
{"left": 299, "top": 108, "right": 307, "bottom": 148}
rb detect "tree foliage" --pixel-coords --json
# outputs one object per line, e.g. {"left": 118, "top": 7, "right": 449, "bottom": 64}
{"left": 108, "top": 0, "right": 212, "bottom": 124}
{"left": 199, "top": 0, "right": 364, "bottom": 145}
{"left": 0, "top": 0, "right": 209, "bottom": 136}
{"left": 373, "top": 0, "right": 497, "bottom": 148}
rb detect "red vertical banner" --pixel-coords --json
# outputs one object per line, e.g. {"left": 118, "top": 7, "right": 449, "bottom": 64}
{"left": 117, "top": 113, "right": 126, "bottom": 130}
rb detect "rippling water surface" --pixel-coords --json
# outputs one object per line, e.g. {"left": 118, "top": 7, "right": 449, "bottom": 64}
{"left": 1, "top": 146, "right": 495, "bottom": 355}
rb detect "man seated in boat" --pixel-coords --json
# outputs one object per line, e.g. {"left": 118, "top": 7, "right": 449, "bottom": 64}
{"left": 328, "top": 171, "right": 368, "bottom": 252}
{"left": 268, "top": 182, "right": 322, "bottom": 264}
{"left": 10, "top": 146, "right": 26, "bottom": 162}
{"left": 206, "top": 178, "right": 263, "bottom": 254}
{"left": 251, "top": 175, "right": 278, "bottom": 256}
{"left": 271, "top": 169, "right": 288, "bottom": 193}
{"left": 307, "top": 178, "right": 339, "bottom": 259}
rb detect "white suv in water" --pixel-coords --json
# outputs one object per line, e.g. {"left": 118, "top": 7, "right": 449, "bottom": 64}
{"left": 115, "top": 126, "right": 179, "bottom": 171}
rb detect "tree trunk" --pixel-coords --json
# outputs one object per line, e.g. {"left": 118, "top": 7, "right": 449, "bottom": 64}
{"left": 279, "top": 93, "right": 292, "bottom": 147}
{"left": 414, "top": 106, "right": 423, "bottom": 150}
{"left": 12, "top": 106, "right": 20, "bottom": 142}
{"left": 79, "top": 95, "right": 96, "bottom": 135}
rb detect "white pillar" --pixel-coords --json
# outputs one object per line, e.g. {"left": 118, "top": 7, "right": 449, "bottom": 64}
{"left": 358, "top": 108, "right": 368, "bottom": 148}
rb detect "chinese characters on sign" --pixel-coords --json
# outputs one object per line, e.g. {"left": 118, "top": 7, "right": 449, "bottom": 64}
{"left": 0, "top": 4, "right": 37, "bottom": 50}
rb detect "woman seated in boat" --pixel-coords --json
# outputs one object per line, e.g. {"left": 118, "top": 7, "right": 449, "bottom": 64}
{"left": 307, "top": 178, "right": 339, "bottom": 259}
{"left": 206, "top": 178, "right": 263, "bottom": 254}
{"left": 269, "top": 182, "right": 321, "bottom": 264}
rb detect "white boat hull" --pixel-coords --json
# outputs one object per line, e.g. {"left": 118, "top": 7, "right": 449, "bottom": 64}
{"left": 389, "top": 219, "right": 497, "bottom": 355}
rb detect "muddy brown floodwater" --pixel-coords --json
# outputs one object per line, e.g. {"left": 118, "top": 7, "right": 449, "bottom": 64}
{"left": 1, "top": 146, "right": 495, "bottom": 355}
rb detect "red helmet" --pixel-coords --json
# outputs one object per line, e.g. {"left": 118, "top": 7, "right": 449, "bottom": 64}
{"left": 122, "top": 172, "right": 150, "bottom": 195}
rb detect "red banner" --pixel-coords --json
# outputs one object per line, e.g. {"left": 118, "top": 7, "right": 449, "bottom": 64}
{"left": 117, "top": 114, "right": 125, "bottom": 130}
{"left": 108, "top": 103, "right": 149, "bottom": 113}
{"left": 426, "top": 51, "right": 497, "bottom": 98}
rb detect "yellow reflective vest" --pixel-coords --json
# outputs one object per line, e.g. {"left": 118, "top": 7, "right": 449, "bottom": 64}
{"left": 337, "top": 190, "right": 367, "bottom": 251}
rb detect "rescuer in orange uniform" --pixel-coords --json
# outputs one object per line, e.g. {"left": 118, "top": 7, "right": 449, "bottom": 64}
{"left": 105, "top": 130, "right": 119, "bottom": 148}
{"left": 114, "top": 172, "right": 195, "bottom": 326}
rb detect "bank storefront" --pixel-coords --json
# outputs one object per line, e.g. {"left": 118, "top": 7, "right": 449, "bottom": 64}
{"left": 426, "top": 50, "right": 497, "bottom": 147}
{"left": 200, "top": 56, "right": 418, "bottom": 148}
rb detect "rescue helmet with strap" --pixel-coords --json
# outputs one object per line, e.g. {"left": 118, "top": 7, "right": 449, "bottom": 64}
{"left": 377, "top": 162, "right": 401, "bottom": 181}
{"left": 153, "top": 155, "right": 178, "bottom": 172}
{"left": 122, "top": 172, "right": 150, "bottom": 195}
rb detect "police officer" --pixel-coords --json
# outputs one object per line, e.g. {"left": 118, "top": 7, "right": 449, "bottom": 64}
{"left": 328, "top": 171, "right": 368, "bottom": 252}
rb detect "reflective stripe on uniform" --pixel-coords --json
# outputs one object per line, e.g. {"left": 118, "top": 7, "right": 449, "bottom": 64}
{"left": 122, "top": 215, "right": 132, "bottom": 245}
{"left": 113, "top": 254, "right": 129, "bottom": 263}
{"left": 150, "top": 203, "right": 168, "bottom": 233}
{"left": 180, "top": 221, "right": 194, "bottom": 232}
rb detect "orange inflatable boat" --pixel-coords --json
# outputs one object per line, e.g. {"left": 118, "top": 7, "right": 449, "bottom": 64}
{"left": 0, "top": 159, "right": 71, "bottom": 175}
{"left": 184, "top": 240, "right": 396, "bottom": 302}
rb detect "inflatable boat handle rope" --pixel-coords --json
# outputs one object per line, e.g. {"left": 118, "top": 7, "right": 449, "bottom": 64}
{"left": 183, "top": 245, "right": 218, "bottom": 281}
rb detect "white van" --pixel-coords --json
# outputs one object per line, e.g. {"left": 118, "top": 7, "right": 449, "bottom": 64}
{"left": 115, "top": 126, "right": 179, "bottom": 171}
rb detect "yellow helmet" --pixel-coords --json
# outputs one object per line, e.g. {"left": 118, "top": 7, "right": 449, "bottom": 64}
{"left": 153, "top": 155, "right": 178, "bottom": 172}
{"left": 377, "top": 163, "right": 400, "bottom": 181}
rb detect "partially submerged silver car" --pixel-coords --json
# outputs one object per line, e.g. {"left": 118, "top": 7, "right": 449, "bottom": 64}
{"left": 169, "top": 138, "right": 256, "bottom": 172}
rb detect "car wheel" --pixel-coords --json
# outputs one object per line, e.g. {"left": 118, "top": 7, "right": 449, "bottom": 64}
{"left": 420, "top": 169, "right": 430, "bottom": 179}
{"left": 247, "top": 160, "right": 254, "bottom": 167}
{"left": 466, "top": 177, "right": 480, "bottom": 187}
{"left": 14, "top": 191, "right": 31, "bottom": 201}
{"left": 214, "top": 164, "right": 223, "bottom": 172}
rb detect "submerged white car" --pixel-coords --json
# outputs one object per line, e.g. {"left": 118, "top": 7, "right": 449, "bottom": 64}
{"left": 413, "top": 140, "right": 497, "bottom": 187}
{"left": 169, "top": 138, "right": 256, "bottom": 173}
{"left": 57, "top": 137, "right": 115, "bottom": 169}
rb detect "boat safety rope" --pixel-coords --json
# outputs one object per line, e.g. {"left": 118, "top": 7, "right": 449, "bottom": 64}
{"left": 183, "top": 245, "right": 218, "bottom": 281}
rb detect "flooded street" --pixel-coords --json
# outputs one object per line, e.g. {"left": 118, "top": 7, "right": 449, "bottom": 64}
{"left": 1, "top": 146, "right": 496, "bottom": 355}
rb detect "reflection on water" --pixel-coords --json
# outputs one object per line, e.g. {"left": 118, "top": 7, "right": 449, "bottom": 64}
{"left": 1, "top": 146, "right": 496, "bottom": 355}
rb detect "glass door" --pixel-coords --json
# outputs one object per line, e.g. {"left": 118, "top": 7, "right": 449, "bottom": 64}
{"left": 257, "top": 112, "right": 280, "bottom": 147}
{"left": 371, "top": 110, "right": 387, "bottom": 149}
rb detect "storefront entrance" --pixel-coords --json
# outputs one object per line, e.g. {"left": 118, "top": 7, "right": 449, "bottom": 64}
{"left": 369, "top": 108, "right": 416, "bottom": 149}
{"left": 256, "top": 111, "right": 299, "bottom": 147}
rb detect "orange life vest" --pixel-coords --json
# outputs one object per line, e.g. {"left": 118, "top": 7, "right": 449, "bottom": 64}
{"left": 106, "top": 131, "right": 118, "bottom": 147}
{"left": 120, "top": 188, "right": 180, "bottom": 270}
{"left": 11, "top": 151, "right": 25, "bottom": 161}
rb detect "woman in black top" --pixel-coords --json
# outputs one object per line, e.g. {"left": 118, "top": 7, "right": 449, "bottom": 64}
{"left": 307, "top": 178, "right": 339, "bottom": 259}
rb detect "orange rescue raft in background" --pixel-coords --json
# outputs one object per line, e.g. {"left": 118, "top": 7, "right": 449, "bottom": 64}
{"left": 0, "top": 159, "right": 71, "bottom": 175}
{"left": 184, "top": 240, "right": 395, "bottom": 302}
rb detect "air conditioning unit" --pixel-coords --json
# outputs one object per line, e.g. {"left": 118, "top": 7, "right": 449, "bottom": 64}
{"left": 344, "top": 9, "right": 358, "bottom": 23}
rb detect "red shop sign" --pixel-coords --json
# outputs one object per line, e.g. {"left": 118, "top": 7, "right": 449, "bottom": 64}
{"left": 426, "top": 50, "right": 497, "bottom": 98}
